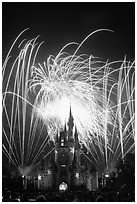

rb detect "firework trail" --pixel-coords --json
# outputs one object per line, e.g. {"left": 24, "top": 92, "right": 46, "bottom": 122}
{"left": 2, "top": 29, "right": 135, "bottom": 174}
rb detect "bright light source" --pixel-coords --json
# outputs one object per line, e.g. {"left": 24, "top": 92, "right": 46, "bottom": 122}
{"left": 105, "top": 174, "right": 109, "bottom": 178}
{"left": 76, "top": 173, "right": 79, "bottom": 178}
{"left": 61, "top": 165, "right": 66, "bottom": 167}
{"left": 59, "top": 182, "right": 68, "bottom": 192}
{"left": 70, "top": 147, "right": 74, "bottom": 153}
{"left": 38, "top": 175, "right": 42, "bottom": 180}
{"left": 47, "top": 170, "right": 51, "bottom": 174}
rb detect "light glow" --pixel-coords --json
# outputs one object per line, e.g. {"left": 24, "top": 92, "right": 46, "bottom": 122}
{"left": 30, "top": 51, "right": 114, "bottom": 151}
{"left": 38, "top": 175, "right": 42, "bottom": 180}
{"left": 59, "top": 182, "right": 68, "bottom": 191}
{"left": 76, "top": 173, "right": 79, "bottom": 178}
{"left": 2, "top": 29, "right": 135, "bottom": 174}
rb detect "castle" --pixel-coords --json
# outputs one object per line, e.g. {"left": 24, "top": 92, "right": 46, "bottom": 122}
{"left": 36, "top": 106, "right": 98, "bottom": 191}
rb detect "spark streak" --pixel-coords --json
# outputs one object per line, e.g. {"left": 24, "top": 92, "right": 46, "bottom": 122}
{"left": 2, "top": 29, "right": 135, "bottom": 175}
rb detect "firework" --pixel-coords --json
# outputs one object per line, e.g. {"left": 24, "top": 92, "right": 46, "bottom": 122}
{"left": 2, "top": 29, "right": 135, "bottom": 174}
{"left": 30, "top": 53, "right": 114, "bottom": 148}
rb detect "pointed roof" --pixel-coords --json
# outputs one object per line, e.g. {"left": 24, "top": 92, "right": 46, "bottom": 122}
{"left": 55, "top": 130, "right": 59, "bottom": 143}
{"left": 67, "top": 104, "right": 75, "bottom": 144}
{"left": 74, "top": 125, "right": 80, "bottom": 149}
{"left": 69, "top": 104, "right": 73, "bottom": 118}
{"left": 67, "top": 105, "right": 74, "bottom": 129}
{"left": 64, "top": 123, "right": 67, "bottom": 133}
{"left": 74, "top": 125, "right": 78, "bottom": 141}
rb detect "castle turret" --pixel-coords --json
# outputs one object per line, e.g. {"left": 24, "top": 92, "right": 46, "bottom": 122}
{"left": 55, "top": 130, "right": 59, "bottom": 143}
{"left": 67, "top": 105, "right": 74, "bottom": 142}
{"left": 74, "top": 125, "right": 80, "bottom": 149}
{"left": 64, "top": 123, "right": 67, "bottom": 133}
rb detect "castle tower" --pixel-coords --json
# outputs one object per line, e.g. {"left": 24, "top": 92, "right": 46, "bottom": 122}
{"left": 74, "top": 125, "right": 80, "bottom": 149}
{"left": 59, "top": 131, "right": 66, "bottom": 147}
{"left": 55, "top": 130, "right": 59, "bottom": 143}
{"left": 74, "top": 125, "right": 81, "bottom": 167}
{"left": 54, "top": 105, "right": 76, "bottom": 189}
{"left": 67, "top": 105, "right": 74, "bottom": 142}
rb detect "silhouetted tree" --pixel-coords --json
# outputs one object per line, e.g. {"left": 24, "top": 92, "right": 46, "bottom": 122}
{"left": 115, "top": 153, "right": 135, "bottom": 193}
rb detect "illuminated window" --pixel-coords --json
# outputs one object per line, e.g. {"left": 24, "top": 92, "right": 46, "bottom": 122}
{"left": 61, "top": 165, "right": 66, "bottom": 167}
{"left": 38, "top": 175, "right": 42, "bottom": 180}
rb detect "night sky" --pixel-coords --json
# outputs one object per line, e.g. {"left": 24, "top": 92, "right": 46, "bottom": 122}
{"left": 2, "top": 2, "right": 135, "bottom": 173}
{"left": 3, "top": 2, "right": 135, "bottom": 61}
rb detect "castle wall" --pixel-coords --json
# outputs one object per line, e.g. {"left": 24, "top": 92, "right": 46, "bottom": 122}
{"left": 37, "top": 170, "right": 53, "bottom": 189}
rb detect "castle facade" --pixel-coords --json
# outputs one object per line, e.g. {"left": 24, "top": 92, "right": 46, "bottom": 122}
{"left": 36, "top": 107, "right": 98, "bottom": 191}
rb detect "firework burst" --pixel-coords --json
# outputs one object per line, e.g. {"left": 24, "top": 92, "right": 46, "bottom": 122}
{"left": 29, "top": 51, "right": 114, "bottom": 150}
{"left": 2, "top": 29, "right": 135, "bottom": 173}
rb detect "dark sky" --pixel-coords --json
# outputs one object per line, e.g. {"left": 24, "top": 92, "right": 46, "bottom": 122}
{"left": 2, "top": 2, "right": 135, "bottom": 172}
{"left": 3, "top": 2, "right": 135, "bottom": 62}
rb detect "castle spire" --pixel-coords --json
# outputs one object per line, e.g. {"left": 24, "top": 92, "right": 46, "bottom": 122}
{"left": 55, "top": 130, "right": 59, "bottom": 143}
{"left": 64, "top": 123, "right": 67, "bottom": 133}
{"left": 74, "top": 125, "right": 79, "bottom": 149}
{"left": 67, "top": 105, "right": 74, "bottom": 126}
{"left": 67, "top": 105, "right": 74, "bottom": 141}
